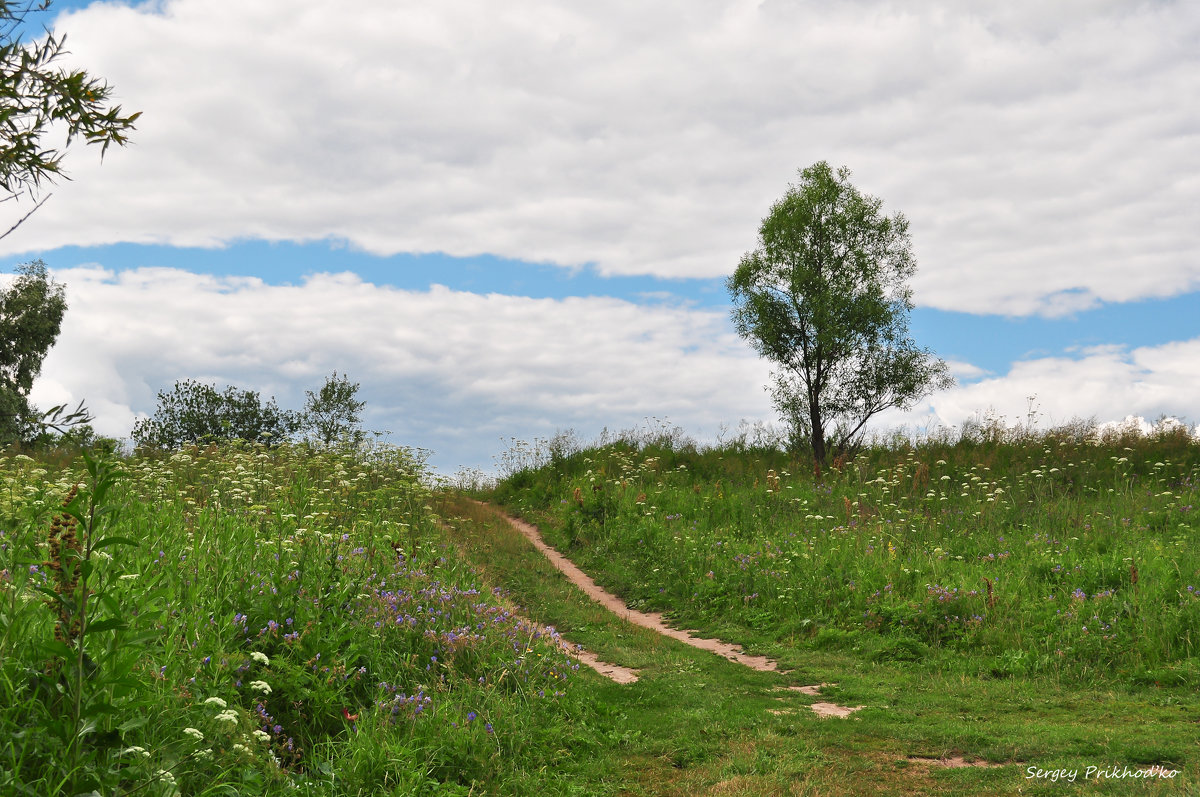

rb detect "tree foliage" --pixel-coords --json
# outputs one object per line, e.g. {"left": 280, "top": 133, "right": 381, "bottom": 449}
{"left": 304, "top": 371, "right": 366, "bottom": 447}
{"left": 1, "top": 258, "right": 65, "bottom": 442}
{"left": 2, "top": 0, "right": 140, "bottom": 238}
{"left": 131, "top": 380, "right": 302, "bottom": 450}
{"left": 727, "top": 162, "right": 953, "bottom": 465}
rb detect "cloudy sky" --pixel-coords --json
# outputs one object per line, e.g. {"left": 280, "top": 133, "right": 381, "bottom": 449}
{"left": 2, "top": 0, "right": 1198, "bottom": 473}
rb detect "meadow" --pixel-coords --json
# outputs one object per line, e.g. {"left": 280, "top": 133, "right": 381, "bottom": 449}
{"left": 0, "top": 443, "right": 596, "bottom": 795}
{"left": 2, "top": 419, "right": 1198, "bottom": 795}
{"left": 488, "top": 420, "right": 1200, "bottom": 685}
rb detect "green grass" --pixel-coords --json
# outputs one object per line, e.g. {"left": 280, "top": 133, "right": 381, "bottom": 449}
{"left": 487, "top": 426, "right": 1200, "bottom": 684}
{"left": 0, "top": 443, "right": 602, "bottom": 795}
{"left": 4, "top": 425, "right": 1198, "bottom": 795}
{"left": 439, "top": 494, "right": 1198, "bottom": 795}
{"left": 466, "top": 424, "right": 1199, "bottom": 793}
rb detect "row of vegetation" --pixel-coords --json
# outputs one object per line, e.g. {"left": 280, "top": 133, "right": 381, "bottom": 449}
{"left": 487, "top": 419, "right": 1200, "bottom": 685}
{"left": 1, "top": 443, "right": 598, "bottom": 795}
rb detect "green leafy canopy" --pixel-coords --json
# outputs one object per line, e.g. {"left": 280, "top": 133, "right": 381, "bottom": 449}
{"left": 304, "top": 371, "right": 367, "bottom": 447}
{"left": 727, "top": 161, "right": 953, "bottom": 464}
{"left": 131, "top": 379, "right": 303, "bottom": 449}
{"left": 0, "top": 258, "right": 65, "bottom": 442}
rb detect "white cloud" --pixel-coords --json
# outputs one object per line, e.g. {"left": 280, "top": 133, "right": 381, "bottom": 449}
{"left": 28, "top": 267, "right": 774, "bottom": 471}
{"left": 24, "top": 266, "right": 1200, "bottom": 473}
{"left": 945, "top": 359, "right": 987, "bottom": 381}
{"left": 0, "top": 0, "right": 1196, "bottom": 317}
{"left": 1094, "top": 415, "right": 1198, "bottom": 440}
{"left": 890, "top": 338, "right": 1200, "bottom": 437}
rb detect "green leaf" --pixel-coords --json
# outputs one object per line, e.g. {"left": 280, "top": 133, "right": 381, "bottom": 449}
{"left": 106, "top": 679, "right": 140, "bottom": 700}
{"left": 117, "top": 715, "right": 149, "bottom": 735}
{"left": 92, "top": 535, "right": 139, "bottom": 551}
{"left": 96, "top": 591, "right": 122, "bottom": 617}
{"left": 83, "top": 617, "right": 126, "bottom": 634}
{"left": 120, "top": 630, "right": 164, "bottom": 648}
{"left": 34, "top": 585, "right": 70, "bottom": 608}
{"left": 79, "top": 700, "right": 118, "bottom": 720}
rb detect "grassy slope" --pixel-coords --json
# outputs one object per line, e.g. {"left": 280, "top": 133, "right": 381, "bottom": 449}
{"left": 4, "top": 437, "right": 1195, "bottom": 795}
{"left": 452, "top": 430, "right": 1200, "bottom": 795}
{"left": 0, "top": 445, "right": 605, "bottom": 796}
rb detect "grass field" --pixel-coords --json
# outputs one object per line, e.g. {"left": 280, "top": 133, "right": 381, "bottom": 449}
{"left": 473, "top": 421, "right": 1199, "bottom": 794}
{"left": 0, "top": 444, "right": 599, "bottom": 795}
{"left": 487, "top": 423, "right": 1200, "bottom": 686}
{"left": 2, "top": 422, "right": 1197, "bottom": 794}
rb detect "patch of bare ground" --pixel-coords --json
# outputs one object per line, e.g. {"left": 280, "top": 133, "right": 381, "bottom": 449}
{"left": 480, "top": 504, "right": 880, "bottom": 718}
{"left": 571, "top": 647, "right": 639, "bottom": 684}
{"left": 438, "top": 511, "right": 639, "bottom": 684}
{"left": 480, "top": 502, "right": 786, "bottom": 673}
{"left": 906, "top": 755, "right": 1003, "bottom": 769}
{"left": 771, "top": 683, "right": 864, "bottom": 717}
{"left": 707, "top": 775, "right": 782, "bottom": 795}
{"left": 530, "top": 619, "right": 639, "bottom": 684}
{"left": 808, "top": 702, "right": 865, "bottom": 718}
{"left": 774, "top": 684, "right": 831, "bottom": 696}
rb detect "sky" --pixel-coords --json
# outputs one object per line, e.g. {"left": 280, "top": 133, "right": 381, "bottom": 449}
{"left": 2, "top": 0, "right": 1198, "bottom": 475}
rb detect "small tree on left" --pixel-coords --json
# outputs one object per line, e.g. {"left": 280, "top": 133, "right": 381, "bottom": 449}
{"left": 132, "top": 380, "right": 302, "bottom": 449}
{"left": 304, "top": 371, "right": 366, "bottom": 447}
{"left": 0, "top": 259, "right": 65, "bottom": 443}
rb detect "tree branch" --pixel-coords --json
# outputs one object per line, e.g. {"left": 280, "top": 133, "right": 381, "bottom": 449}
{"left": 0, "top": 191, "right": 51, "bottom": 240}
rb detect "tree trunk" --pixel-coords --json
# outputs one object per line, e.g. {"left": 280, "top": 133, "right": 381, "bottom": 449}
{"left": 809, "top": 400, "right": 826, "bottom": 466}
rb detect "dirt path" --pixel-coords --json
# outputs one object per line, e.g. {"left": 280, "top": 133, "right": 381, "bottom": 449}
{"left": 474, "top": 503, "right": 886, "bottom": 721}
{"left": 476, "top": 502, "right": 784, "bottom": 674}
{"left": 472, "top": 503, "right": 1021, "bottom": 771}
{"left": 438, "top": 509, "right": 640, "bottom": 684}
{"left": 515, "top": 617, "right": 641, "bottom": 684}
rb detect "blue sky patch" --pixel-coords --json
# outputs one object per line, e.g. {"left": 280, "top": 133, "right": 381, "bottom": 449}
{"left": 5, "top": 240, "right": 1198, "bottom": 384}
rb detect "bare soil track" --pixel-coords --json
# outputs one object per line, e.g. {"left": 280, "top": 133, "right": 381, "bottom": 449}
{"left": 473, "top": 503, "right": 1020, "bottom": 774}
{"left": 476, "top": 502, "right": 874, "bottom": 719}
{"left": 474, "top": 501, "right": 786, "bottom": 673}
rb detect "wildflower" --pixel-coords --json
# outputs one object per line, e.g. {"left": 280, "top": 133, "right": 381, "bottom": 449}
{"left": 249, "top": 680, "right": 272, "bottom": 695}
{"left": 121, "top": 746, "right": 151, "bottom": 758}
{"left": 252, "top": 729, "right": 271, "bottom": 743}
{"left": 204, "top": 696, "right": 228, "bottom": 709}
{"left": 215, "top": 709, "right": 240, "bottom": 724}
{"left": 342, "top": 708, "right": 358, "bottom": 721}
{"left": 183, "top": 727, "right": 204, "bottom": 742}
{"left": 251, "top": 651, "right": 270, "bottom": 666}
{"left": 232, "top": 743, "right": 248, "bottom": 753}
